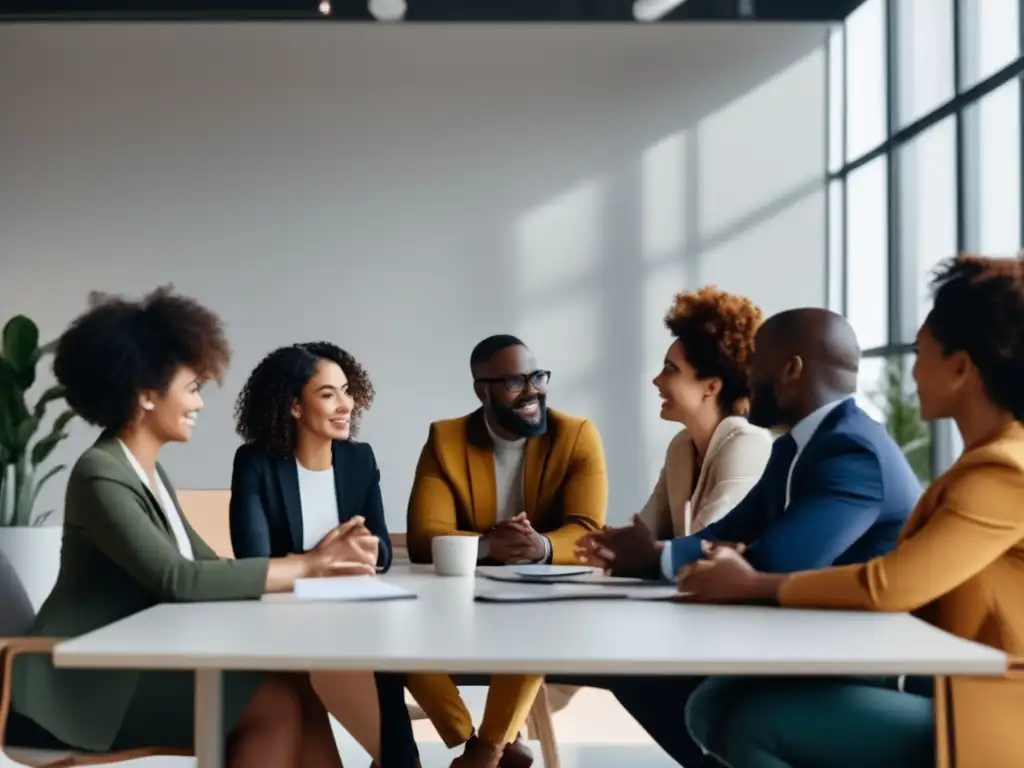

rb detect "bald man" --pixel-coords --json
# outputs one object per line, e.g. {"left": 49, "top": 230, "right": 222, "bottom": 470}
{"left": 583, "top": 307, "right": 920, "bottom": 580}
{"left": 562, "top": 308, "right": 922, "bottom": 767}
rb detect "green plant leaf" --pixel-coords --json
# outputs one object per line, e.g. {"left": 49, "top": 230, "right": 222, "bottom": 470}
{"left": 31, "top": 509, "right": 56, "bottom": 526}
{"left": 30, "top": 463, "right": 65, "bottom": 510}
{"left": 0, "top": 466, "right": 8, "bottom": 526}
{"left": 13, "top": 465, "right": 33, "bottom": 526}
{"left": 32, "top": 385, "right": 67, "bottom": 420}
{"left": 0, "top": 357, "right": 32, "bottom": 452}
{"left": 31, "top": 409, "right": 75, "bottom": 467}
{"left": 0, "top": 357, "right": 16, "bottom": 392}
{"left": 31, "top": 338, "right": 59, "bottom": 366}
{"left": 13, "top": 416, "right": 38, "bottom": 453}
{"left": 0, "top": 360, "right": 19, "bottom": 449}
{"left": 2, "top": 316, "right": 40, "bottom": 390}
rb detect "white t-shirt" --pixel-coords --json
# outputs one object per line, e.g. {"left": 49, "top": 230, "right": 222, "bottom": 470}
{"left": 296, "top": 460, "right": 341, "bottom": 551}
{"left": 118, "top": 439, "right": 195, "bottom": 561}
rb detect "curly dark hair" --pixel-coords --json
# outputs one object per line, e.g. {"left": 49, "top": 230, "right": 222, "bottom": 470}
{"left": 927, "top": 254, "right": 1024, "bottom": 420}
{"left": 664, "top": 285, "right": 764, "bottom": 416}
{"left": 53, "top": 285, "right": 230, "bottom": 432}
{"left": 234, "top": 341, "right": 375, "bottom": 457}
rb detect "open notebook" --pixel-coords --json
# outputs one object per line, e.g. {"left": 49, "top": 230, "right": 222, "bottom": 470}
{"left": 263, "top": 576, "right": 416, "bottom": 602}
{"left": 475, "top": 585, "right": 681, "bottom": 603}
{"left": 476, "top": 565, "right": 658, "bottom": 587}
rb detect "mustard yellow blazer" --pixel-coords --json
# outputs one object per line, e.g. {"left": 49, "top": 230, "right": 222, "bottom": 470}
{"left": 406, "top": 408, "right": 607, "bottom": 564}
{"left": 780, "top": 420, "right": 1024, "bottom": 766}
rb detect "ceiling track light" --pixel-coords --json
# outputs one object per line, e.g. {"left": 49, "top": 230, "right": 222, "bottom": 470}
{"left": 368, "top": 0, "right": 407, "bottom": 21}
{"left": 632, "top": 0, "right": 689, "bottom": 22}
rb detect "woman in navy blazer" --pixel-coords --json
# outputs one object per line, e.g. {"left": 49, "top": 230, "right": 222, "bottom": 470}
{"left": 230, "top": 341, "right": 414, "bottom": 767}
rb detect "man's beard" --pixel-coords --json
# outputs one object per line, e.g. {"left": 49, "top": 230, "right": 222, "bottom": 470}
{"left": 491, "top": 394, "right": 548, "bottom": 438}
{"left": 748, "top": 383, "right": 784, "bottom": 429}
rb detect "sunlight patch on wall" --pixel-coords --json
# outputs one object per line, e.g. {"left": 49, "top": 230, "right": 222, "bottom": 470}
{"left": 514, "top": 291, "right": 600, "bottom": 385}
{"left": 514, "top": 179, "right": 605, "bottom": 297}
{"left": 697, "top": 46, "right": 826, "bottom": 240}
{"left": 641, "top": 130, "right": 687, "bottom": 263}
{"left": 697, "top": 189, "right": 826, "bottom": 315}
{"left": 641, "top": 259, "right": 690, "bottom": 488}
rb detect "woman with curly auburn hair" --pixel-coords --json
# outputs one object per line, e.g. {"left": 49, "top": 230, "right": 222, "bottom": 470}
{"left": 564, "top": 286, "right": 774, "bottom": 768}
{"left": 8, "top": 287, "right": 375, "bottom": 768}
{"left": 642, "top": 285, "right": 772, "bottom": 536}
{"left": 229, "top": 341, "right": 413, "bottom": 767}
{"left": 682, "top": 255, "right": 1024, "bottom": 768}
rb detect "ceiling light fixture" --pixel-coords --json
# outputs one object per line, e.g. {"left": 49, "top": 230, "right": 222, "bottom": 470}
{"left": 632, "top": 0, "right": 689, "bottom": 22}
{"left": 368, "top": 0, "right": 407, "bottom": 21}
{"left": 318, "top": 0, "right": 331, "bottom": 14}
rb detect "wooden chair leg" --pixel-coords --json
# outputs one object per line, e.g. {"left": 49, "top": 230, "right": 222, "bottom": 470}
{"left": 933, "top": 675, "right": 951, "bottom": 768}
{"left": 526, "top": 684, "right": 560, "bottom": 768}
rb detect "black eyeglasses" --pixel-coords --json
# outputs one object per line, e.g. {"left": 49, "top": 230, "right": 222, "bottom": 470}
{"left": 474, "top": 370, "right": 551, "bottom": 394}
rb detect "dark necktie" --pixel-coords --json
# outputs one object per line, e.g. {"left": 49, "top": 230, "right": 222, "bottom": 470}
{"left": 764, "top": 433, "right": 799, "bottom": 514}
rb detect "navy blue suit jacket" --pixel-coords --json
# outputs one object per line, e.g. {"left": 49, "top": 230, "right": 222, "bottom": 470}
{"left": 668, "top": 399, "right": 921, "bottom": 574}
{"left": 229, "top": 440, "right": 392, "bottom": 570}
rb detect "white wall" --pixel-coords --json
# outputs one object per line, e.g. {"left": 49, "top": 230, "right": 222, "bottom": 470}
{"left": 0, "top": 23, "right": 827, "bottom": 528}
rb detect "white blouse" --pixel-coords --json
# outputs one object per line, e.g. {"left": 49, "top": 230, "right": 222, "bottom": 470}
{"left": 296, "top": 460, "right": 341, "bottom": 551}
{"left": 118, "top": 440, "right": 195, "bottom": 560}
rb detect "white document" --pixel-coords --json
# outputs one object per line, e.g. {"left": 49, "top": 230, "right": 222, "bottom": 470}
{"left": 475, "top": 585, "right": 682, "bottom": 603}
{"left": 510, "top": 564, "right": 597, "bottom": 578}
{"left": 290, "top": 576, "right": 415, "bottom": 602}
{"left": 475, "top": 586, "right": 627, "bottom": 603}
{"left": 476, "top": 566, "right": 652, "bottom": 586}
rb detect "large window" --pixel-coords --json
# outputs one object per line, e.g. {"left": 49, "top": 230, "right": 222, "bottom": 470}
{"left": 959, "top": 0, "right": 1020, "bottom": 91}
{"left": 827, "top": 0, "right": 1024, "bottom": 478}
{"left": 845, "top": 0, "right": 888, "bottom": 161}
{"left": 855, "top": 356, "right": 932, "bottom": 483}
{"left": 897, "top": 117, "right": 957, "bottom": 340}
{"left": 896, "top": 0, "right": 954, "bottom": 127}
{"left": 962, "top": 81, "right": 1022, "bottom": 252}
{"left": 845, "top": 157, "right": 889, "bottom": 349}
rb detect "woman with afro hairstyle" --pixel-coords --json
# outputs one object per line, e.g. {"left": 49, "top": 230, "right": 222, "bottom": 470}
{"left": 636, "top": 285, "right": 772, "bottom": 536}
{"left": 576, "top": 285, "right": 770, "bottom": 554}
{"left": 229, "top": 342, "right": 411, "bottom": 767}
{"left": 682, "top": 255, "right": 1024, "bottom": 768}
{"left": 8, "top": 287, "right": 376, "bottom": 767}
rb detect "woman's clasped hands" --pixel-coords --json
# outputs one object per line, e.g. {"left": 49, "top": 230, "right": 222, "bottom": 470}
{"left": 306, "top": 516, "right": 380, "bottom": 577}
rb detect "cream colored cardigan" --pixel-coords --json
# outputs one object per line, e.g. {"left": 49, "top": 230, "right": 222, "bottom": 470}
{"left": 639, "top": 416, "right": 773, "bottom": 537}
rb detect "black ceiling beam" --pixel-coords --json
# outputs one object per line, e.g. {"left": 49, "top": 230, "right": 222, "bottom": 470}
{"left": 0, "top": 0, "right": 869, "bottom": 22}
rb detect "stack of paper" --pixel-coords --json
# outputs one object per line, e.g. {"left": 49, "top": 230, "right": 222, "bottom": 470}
{"left": 475, "top": 585, "right": 680, "bottom": 603}
{"left": 290, "top": 576, "right": 415, "bottom": 602}
{"left": 476, "top": 565, "right": 653, "bottom": 586}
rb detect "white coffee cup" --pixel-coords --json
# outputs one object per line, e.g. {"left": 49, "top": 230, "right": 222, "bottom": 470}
{"left": 431, "top": 535, "right": 478, "bottom": 577}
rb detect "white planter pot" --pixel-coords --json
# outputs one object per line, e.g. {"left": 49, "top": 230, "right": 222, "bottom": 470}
{"left": 0, "top": 526, "right": 62, "bottom": 611}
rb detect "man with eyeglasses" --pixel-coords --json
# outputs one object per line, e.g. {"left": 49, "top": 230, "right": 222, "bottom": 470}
{"left": 405, "top": 334, "right": 608, "bottom": 768}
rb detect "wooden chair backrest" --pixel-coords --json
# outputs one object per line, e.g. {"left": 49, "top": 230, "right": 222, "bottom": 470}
{"left": 176, "top": 490, "right": 234, "bottom": 558}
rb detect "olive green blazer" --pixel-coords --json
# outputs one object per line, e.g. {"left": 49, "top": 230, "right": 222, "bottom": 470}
{"left": 12, "top": 436, "right": 270, "bottom": 752}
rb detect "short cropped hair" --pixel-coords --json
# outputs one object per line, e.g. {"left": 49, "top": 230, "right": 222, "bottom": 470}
{"left": 53, "top": 285, "right": 231, "bottom": 432}
{"left": 927, "top": 254, "right": 1024, "bottom": 420}
{"left": 470, "top": 334, "right": 526, "bottom": 370}
{"left": 664, "top": 286, "right": 764, "bottom": 415}
{"left": 234, "top": 341, "right": 374, "bottom": 457}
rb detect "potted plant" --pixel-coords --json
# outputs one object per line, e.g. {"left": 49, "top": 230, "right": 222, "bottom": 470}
{"left": 0, "top": 314, "right": 76, "bottom": 608}
{"left": 870, "top": 358, "right": 932, "bottom": 483}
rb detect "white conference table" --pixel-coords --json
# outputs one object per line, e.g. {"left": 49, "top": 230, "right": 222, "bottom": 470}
{"left": 54, "top": 566, "right": 1006, "bottom": 768}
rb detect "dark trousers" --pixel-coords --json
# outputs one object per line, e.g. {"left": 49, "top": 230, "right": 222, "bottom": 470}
{"left": 376, "top": 672, "right": 420, "bottom": 767}
{"left": 547, "top": 674, "right": 716, "bottom": 767}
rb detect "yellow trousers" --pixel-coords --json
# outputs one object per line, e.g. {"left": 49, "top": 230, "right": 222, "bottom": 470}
{"left": 406, "top": 673, "right": 544, "bottom": 748}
